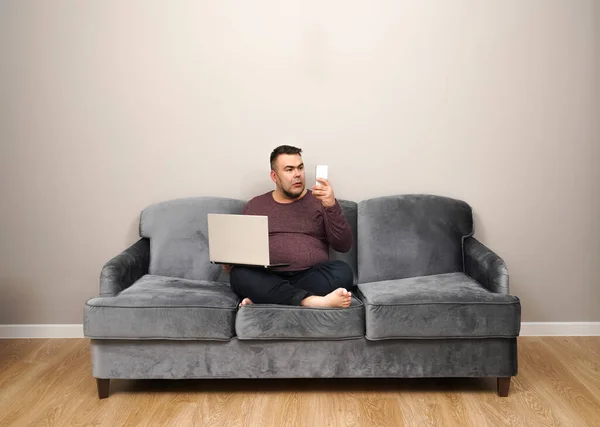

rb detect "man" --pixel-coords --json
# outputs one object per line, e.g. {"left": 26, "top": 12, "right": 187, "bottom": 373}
{"left": 227, "top": 145, "right": 355, "bottom": 308}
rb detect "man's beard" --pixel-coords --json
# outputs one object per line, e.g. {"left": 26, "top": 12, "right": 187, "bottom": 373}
{"left": 282, "top": 184, "right": 304, "bottom": 199}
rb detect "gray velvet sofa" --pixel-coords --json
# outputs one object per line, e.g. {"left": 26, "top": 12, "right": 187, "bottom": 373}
{"left": 84, "top": 194, "right": 521, "bottom": 399}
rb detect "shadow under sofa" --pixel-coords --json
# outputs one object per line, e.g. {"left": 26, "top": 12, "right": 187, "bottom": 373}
{"left": 84, "top": 194, "right": 521, "bottom": 398}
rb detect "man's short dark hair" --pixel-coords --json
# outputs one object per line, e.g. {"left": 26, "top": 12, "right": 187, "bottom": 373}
{"left": 270, "top": 145, "right": 302, "bottom": 170}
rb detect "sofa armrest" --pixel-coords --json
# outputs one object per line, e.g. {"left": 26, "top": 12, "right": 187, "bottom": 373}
{"left": 464, "top": 237, "right": 509, "bottom": 294}
{"left": 99, "top": 238, "right": 150, "bottom": 296}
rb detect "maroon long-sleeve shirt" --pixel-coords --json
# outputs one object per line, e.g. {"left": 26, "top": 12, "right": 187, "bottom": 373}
{"left": 243, "top": 190, "right": 353, "bottom": 271}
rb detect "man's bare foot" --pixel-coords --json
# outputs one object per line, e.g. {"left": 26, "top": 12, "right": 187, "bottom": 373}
{"left": 301, "top": 288, "right": 352, "bottom": 308}
{"left": 239, "top": 298, "right": 253, "bottom": 307}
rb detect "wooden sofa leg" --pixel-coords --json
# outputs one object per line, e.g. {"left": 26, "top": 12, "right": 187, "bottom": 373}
{"left": 497, "top": 377, "right": 511, "bottom": 397}
{"left": 97, "top": 378, "right": 110, "bottom": 399}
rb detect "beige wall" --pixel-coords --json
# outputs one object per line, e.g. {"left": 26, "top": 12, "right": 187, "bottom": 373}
{"left": 1, "top": 1, "right": 598, "bottom": 324}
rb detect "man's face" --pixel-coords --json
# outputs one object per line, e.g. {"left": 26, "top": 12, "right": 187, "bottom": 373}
{"left": 271, "top": 154, "right": 305, "bottom": 199}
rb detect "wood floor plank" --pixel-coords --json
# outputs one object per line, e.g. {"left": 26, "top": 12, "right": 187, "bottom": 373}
{"left": 0, "top": 339, "right": 45, "bottom": 368}
{"left": 0, "top": 339, "right": 67, "bottom": 425}
{"left": 0, "top": 339, "right": 87, "bottom": 426}
{"left": 342, "top": 389, "right": 403, "bottom": 427}
{"left": 541, "top": 337, "right": 600, "bottom": 397}
{"left": 518, "top": 337, "right": 600, "bottom": 427}
{"left": 438, "top": 392, "right": 470, "bottom": 426}
{"left": 0, "top": 339, "right": 47, "bottom": 393}
{"left": 1, "top": 337, "right": 600, "bottom": 427}
{"left": 506, "top": 373, "right": 561, "bottom": 426}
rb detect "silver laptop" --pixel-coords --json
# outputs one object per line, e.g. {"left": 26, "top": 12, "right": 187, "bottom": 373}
{"left": 207, "top": 213, "right": 290, "bottom": 268}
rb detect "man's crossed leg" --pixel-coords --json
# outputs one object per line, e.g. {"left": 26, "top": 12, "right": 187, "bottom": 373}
{"left": 230, "top": 260, "right": 354, "bottom": 308}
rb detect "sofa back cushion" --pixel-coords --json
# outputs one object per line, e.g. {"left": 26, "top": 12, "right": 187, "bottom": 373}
{"left": 357, "top": 194, "right": 473, "bottom": 284}
{"left": 140, "top": 196, "right": 359, "bottom": 283}
{"left": 140, "top": 197, "right": 247, "bottom": 282}
{"left": 330, "top": 200, "right": 358, "bottom": 284}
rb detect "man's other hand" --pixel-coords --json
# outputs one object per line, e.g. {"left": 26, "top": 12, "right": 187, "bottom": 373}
{"left": 222, "top": 264, "right": 233, "bottom": 272}
{"left": 312, "top": 178, "right": 335, "bottom": 208}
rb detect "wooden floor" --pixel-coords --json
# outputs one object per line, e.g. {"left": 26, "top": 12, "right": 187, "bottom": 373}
{"left": 0, "top": 337, "right": 599, "bottom": 426}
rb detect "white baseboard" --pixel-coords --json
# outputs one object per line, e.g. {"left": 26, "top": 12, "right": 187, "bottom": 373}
{"left": 0, "top": 324, "right": 84, "bottom": 338}
{"left": 0, "top": 323, "right": 599, "bottom": 339}
{"left": 519, "top": 322, "right": 600, "bottom": 336}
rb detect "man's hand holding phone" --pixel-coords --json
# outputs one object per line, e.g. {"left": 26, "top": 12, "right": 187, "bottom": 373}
{"left": 312, "top": 165, "right": 335, "bottom": 208}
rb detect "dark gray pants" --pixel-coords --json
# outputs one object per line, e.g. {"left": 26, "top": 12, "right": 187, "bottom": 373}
{"left": 230, "top": 260, "right": 354, "bottom": 306}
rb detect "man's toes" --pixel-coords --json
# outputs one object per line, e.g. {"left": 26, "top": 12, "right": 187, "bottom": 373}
{"left": 239, "top": 297, "right": 253, "bottom": 307}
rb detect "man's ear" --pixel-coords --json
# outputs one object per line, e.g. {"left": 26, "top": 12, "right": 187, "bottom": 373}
{"left": 270, "top": 170, "right": 277, "bottom": 184}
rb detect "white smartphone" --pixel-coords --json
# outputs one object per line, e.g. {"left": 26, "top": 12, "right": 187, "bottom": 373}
{"left": 315, "top": 165, "right": 328, "bottom": 186}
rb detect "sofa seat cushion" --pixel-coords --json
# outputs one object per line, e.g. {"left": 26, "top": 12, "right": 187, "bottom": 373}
{"left": 84, "top": 275, "right": 239, "bottom": 340}
{"left": 235, "top": 297, "right": 365, "bottom": 340}
{"left": 358, "top": 273, "right": 521, "bottom": 340}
